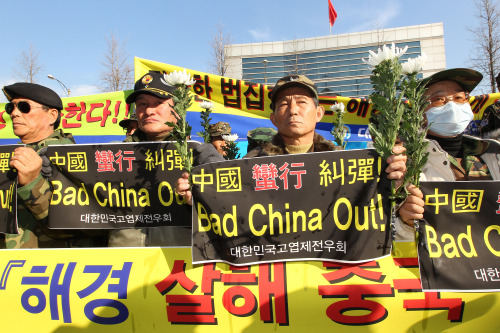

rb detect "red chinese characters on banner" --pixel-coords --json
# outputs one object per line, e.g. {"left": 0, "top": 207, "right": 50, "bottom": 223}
{"left": 95, "top": 150, "right": 136, "bottom": 172}
{"left": 252, "top": 162, "right": 307, "bottom": 191}
{"left": 155, "top": 261, "right": 288, "bottom": 325}
{"left": 61, "top": 100, "right": 125, "bottom": 129}
{"left": 392, "top": 258, "right": 464, "bottom": 322}
{"left": 496, "top": 192, "right": 500, "bottom": 214}
{"left": 0, "top": 111, "right": 6, "bottom": 131}
{"left": 318, "top": 259, "right": 465, "bottom": 326}
{"left": 319, "top": 261, "right": 393, "bottom": 325}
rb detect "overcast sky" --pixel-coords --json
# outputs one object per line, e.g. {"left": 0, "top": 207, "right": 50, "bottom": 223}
{"left": 0, "top": 0, "right": 487, "bottom": 101}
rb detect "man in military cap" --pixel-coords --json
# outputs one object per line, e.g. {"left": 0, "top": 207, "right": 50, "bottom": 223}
{"left": 176, "top": 74, "right": 407, "bottom": 204}
{"left": 109, "top": 71, "right": 190, "bottom": 247}
{"left": 246, "top": 127, "right": 277, "bottom": 153}
{"left": 208, "top": 121, "right": 231, "bottom": 156}
{"left": 2, "top": 82, "right": 106, "bottom": 248}
{"left": 397, "top": 68, "right": 500, "bottom": 240}
{"left": 119, "top": 109, "right": 138, "bottom": 137}
{"left": 122, "top": 71, "right": 177, "bottom": 143}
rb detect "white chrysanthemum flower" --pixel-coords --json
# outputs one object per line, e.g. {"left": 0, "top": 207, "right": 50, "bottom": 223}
{"left": 362, "top": 42, "right": 409, "bottom": 68}
{"left": 329, "top": 102, "right": 345, "bottom": 113}
{"left": 222, "top": 134, "right": 238, "bottom": 142}
{"left": 401, "top": 52, "right": 428, "bottom": 75}
{"left": 199, "top": 101, "right": 213, "bottom": 109}
{"left": 162, "top": 69, "right": 196, "bottom": 87}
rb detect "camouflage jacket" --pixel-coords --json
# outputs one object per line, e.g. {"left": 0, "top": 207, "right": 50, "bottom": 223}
{"left": 5, "top": 129, "right": 106, "bottom": 249}
{"left": 245, "top": 132, "right": 341, "bottom": 158}
{"left": 123, "top": 129, "right": 174, "bottom": 143}
{"left": 5, "top": 129, "right": 74, "bottom": 248}
{"left": 421, "top": 135, "right": 500, "bottom": 181}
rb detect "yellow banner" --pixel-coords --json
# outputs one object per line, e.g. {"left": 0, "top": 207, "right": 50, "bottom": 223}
{"left": 1, "top": 242, "right": 498, "bottom": 332}
{"left": 134, "top": 57, "right": 500, "bottom": 126}
{"left": 0, "top": 90, "right": 132, "bottom": 140}
{"left": 0, "top": 60, "right": 496, "bottom": 142}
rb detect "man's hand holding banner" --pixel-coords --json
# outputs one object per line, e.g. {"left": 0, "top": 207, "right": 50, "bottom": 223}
{"left": 191, "top": 149, "right": 392, "bottom": 265}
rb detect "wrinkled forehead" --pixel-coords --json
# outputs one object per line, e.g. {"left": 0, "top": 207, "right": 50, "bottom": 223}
{"left": 425, "top": 80, "right": 465, "bottom": 97}
{"left": 275, "top": 86, "right": 314, "bottom": 102}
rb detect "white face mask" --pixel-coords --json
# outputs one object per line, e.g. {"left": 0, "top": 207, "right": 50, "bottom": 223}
{"left": 426, "top": 102, "right": 474, "bottom": 137}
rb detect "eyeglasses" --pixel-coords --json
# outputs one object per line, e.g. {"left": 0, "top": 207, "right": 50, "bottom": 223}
{"left": 5, "top": 101, "right": 44, "bottom": 115}
{"left": 428, "top": 92, "right": 469, "bottom": 107}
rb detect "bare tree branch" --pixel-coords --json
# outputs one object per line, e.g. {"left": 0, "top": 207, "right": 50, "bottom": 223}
{"left": 468, "top": 0, "right": 500, "bottom": 93}
{"left": 98, "top": 32, "right": 134, "bottom": 92}
{"left": 208, "top": 22, "right": 232, "bottom": 76}
{"left": 12, "top": 44, "right": 44, "bottom": 83}
{"left": 284, "top": 38, "right": 308, "bottom": 76}
{"left": 370, "top": 22, "right": 386, "bottom": 49}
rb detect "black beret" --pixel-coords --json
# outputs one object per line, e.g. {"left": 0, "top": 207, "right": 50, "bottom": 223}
{"left": 126, "top": 71, "right": 176, "bottom": 104}
{"left": 2, "top": 82, "right": 63, "bottom": 111}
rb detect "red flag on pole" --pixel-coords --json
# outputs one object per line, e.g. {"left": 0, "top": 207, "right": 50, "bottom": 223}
{"left": 328, "top": 0, "right": 337, "bottom": 27}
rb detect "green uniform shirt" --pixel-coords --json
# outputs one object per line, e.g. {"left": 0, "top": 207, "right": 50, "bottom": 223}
{"left": 5, "top": 129, "right": 107, "bottom": 249}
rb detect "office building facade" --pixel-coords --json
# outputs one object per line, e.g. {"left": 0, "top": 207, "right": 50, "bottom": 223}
{"left": 225, "top": 23, "right": 445, "bottom": 97}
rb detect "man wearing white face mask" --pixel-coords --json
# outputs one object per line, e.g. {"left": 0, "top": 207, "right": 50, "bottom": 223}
{"left": 396, "top": 68, "right": 500, "bottom": 240}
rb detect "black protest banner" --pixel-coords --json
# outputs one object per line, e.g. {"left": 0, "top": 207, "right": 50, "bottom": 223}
{"left": 46, "top": 141, "right": 199, "bottom": 229}
{"left": 418, "top": 181, "right": 500, "bottom": 291}
{"left": 191, "top": 149, "right": 392, "bottom": 265}
{"left": 0, "top": 145, "right": 20, "bottom": 234}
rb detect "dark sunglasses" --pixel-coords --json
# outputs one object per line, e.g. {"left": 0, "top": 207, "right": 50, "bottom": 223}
{"left": 5, "top": 101, "right": 43, "bottom": 115}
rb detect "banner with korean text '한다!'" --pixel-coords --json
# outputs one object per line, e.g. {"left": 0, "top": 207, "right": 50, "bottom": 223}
{"left": 0, "top": 90, "right": 133, "bottom": 145}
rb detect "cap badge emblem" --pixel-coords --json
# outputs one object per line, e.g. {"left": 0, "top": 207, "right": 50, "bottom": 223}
{"left": 142, "top": 74, "right": 153, "bottom": 85}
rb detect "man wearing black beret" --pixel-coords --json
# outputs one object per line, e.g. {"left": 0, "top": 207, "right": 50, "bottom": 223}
{"left": 2, "top": 82, "right": 106, "bottom": 248}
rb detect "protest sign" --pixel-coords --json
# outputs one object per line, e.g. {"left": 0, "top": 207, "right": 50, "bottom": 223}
{"left": 0, "top": 145, "right": 20, "bottom": 234}
{"left": 419, "top": 181, "right": 500, "bottom": 291}
{"left": 2, "top": 243, "right": 500, "bottom": 332}
{"left": 46, "top": 142, "right": 199, "bottom": 229}
{"left": 191, "top": 149, "right": 392, "bottom": 265}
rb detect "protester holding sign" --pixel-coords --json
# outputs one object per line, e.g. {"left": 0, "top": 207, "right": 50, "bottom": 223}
{"left": 396, "top": 68, "right": 500, "bottom": 240}
{"left": 108, "top": 71, "right": 192, "bottom": 247}
{"left": 2, "top": 82, "right": 106, "bottom": 248}
{"left": 176, "top": 74, "right": 408, "bottom": 204}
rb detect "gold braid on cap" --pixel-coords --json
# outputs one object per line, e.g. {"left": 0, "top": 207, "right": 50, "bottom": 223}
{"left": 2, "top": 88, "right": 12, "bottom": 101}
{"left": 144, "top": 87, "right": 174, "bottom": 98}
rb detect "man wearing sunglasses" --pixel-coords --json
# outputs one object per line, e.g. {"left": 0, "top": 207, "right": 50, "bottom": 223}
{"left": 396, "top": 68, "right": 500, "bottom": 240}
{"left": 2, "top": 82, "right": 106, "bottom": 248}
